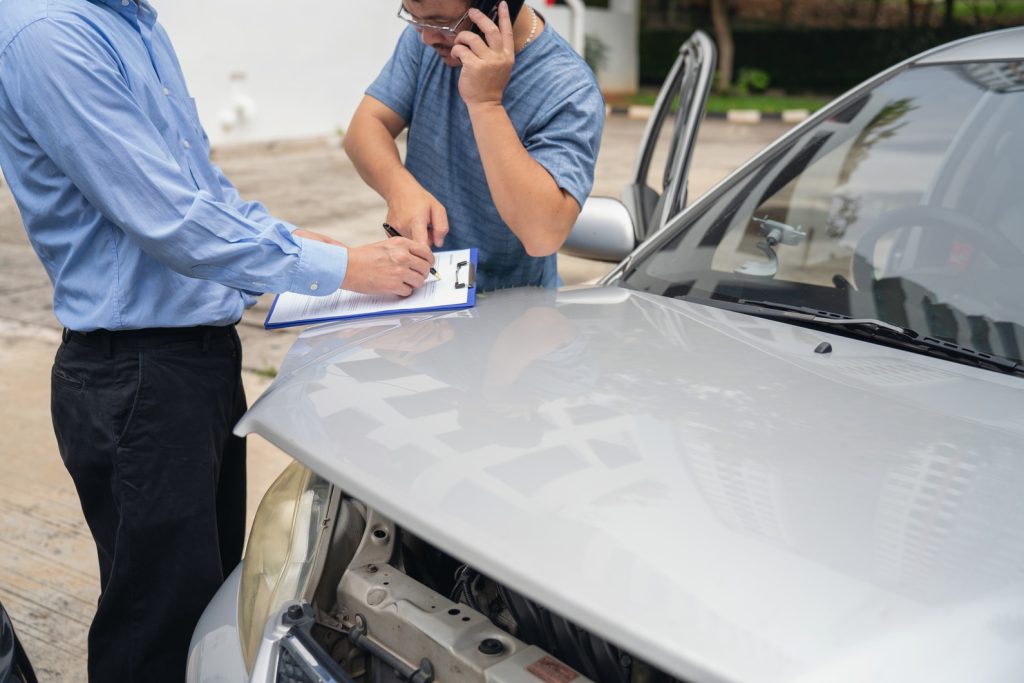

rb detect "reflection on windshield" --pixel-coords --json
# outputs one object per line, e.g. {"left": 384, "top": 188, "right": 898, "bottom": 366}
{"left": 623, "top": 61, "right": 1024, "bottom": 366}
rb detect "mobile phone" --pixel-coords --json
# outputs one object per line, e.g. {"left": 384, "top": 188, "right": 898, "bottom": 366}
{"left": 470, "top": 0, "right": 525, "bottom": 37}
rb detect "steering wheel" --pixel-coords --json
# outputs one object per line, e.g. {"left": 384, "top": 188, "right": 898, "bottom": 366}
{"left": 851, "top": 205, "right": 1024, "bottom": 290}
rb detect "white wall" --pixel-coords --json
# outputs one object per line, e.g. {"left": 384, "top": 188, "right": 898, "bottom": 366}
{"left": 159, "top": 1, "right": 638, "bottom": 145}
{"left": 543, "top": 0, "right": 638, "bottom": 95}
{"left": 159, "top": 2, "right": 403, "bottom": 145}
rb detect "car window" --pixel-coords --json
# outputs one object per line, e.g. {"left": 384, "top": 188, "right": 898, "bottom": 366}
{"left": 622, "top": 61, "right": 1024, "bottom": 366}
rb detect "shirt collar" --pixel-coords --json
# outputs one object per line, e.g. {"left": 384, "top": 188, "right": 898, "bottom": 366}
{"left": 89, "top": 0, "right": 158, "bottom": 27}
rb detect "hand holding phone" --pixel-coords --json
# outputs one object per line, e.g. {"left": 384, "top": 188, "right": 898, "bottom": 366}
{"left": 452, "top": 0, "right": 520, "bottom": 106}
{"left": 470, "top": 0, "right": 524, "bottom": 37}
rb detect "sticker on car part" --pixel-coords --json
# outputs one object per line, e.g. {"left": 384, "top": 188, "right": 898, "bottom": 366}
{"left": 526, "top": 655, "right": 579, "bottom": 683}
{"left": 948, "top": 241, "right": 974, "bottom": 270}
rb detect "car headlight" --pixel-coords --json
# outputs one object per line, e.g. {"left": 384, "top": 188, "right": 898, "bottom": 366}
{"left": 238, "top": 460, "right": 333, "bottom": 673}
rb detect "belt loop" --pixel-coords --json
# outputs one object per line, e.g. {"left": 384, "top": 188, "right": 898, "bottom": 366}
{"left": 202, "top": 327, "right": 211, "bottom": 351}
{"left": 62, "top": 328, "right": 70, "bottom": 344}
{"left": 101, "top": 332, "right": 112, "bottom": 358}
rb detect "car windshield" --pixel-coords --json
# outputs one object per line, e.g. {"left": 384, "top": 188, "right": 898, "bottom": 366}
{"left": 620, "top": 61, "right": 1024, "bottom": 366}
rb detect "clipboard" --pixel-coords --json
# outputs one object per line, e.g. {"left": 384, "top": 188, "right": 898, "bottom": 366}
{"left": 264, "top": 248, "right": 477, "bottom": 329}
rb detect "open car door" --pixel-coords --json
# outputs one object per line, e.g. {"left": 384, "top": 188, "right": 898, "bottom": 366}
{"left": 563, "top": 31, "right": 716, "bottom": 262}
{"left": 624, "top": 30, "right": 716, "bottom": 242}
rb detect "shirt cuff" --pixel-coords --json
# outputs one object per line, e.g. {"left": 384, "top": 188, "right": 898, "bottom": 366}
{"left": 290, "top": 238, "right": 347, "bottom": 296}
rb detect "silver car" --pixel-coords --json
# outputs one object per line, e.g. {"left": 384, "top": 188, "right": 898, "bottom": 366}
{"left": 188, "top": 27, "right": 1024, "bottom": 683}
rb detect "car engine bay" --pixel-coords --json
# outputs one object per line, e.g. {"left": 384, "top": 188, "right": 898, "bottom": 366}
{"left": 292, "top": 496, "right": 679, "bottom": 683}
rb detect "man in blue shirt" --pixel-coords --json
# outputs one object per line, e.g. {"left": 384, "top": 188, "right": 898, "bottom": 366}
{"left": 0, "top": 0, "right": 433, "bottom": 680}
{"left": 345, "top": 0, "right": 605, "bottom": 291}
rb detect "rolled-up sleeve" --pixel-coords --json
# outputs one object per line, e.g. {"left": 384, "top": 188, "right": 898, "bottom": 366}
{"left": 1, "top": 17, "right": 346, "bottom": 296}
{"left": 524, "top": 82, "right": 605, "bottom": 209}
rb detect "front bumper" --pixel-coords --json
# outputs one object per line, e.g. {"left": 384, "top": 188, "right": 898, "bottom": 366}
{"left": 186, "top": 564, "right": 247, "bottom": 683}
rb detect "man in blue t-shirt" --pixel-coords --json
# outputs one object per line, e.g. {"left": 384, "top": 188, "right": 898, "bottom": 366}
{"left": 345, "top": 0, "right": 605, "bottom": 291}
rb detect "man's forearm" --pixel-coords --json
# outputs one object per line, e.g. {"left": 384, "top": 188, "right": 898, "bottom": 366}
{"left": 467, "top": 102, "right": 579, "bottom": 257}
{"left": 343, "top": 114, "right": 416, "bottom": 202}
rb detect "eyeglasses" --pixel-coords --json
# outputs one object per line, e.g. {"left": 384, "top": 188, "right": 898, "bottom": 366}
{"left": 397, "top": 2, "right": 471, "bottom": 37}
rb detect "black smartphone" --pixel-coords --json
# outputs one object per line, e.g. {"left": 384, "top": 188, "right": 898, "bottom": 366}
{"left": 470, "top": 0, "right": 525, "bottom": 37}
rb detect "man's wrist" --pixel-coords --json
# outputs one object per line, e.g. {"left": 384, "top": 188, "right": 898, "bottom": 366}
{"left": 382, "top": 167, "right": 417, "bottom": 203}
{"left": 466, "top": 100, "right": 505, "bottom": 119}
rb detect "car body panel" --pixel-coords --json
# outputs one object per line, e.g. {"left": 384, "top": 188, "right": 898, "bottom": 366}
{"left": 916, "top": 25, "right": 1024, "bottom": 63}
{"left": 186, "top": 565, "right": 246, "bottom": 683}
{"left": 236, "top": 286, "right": 1024, "bottom": 683}
{"left": 0, "top": 601, "right": 35, "bottom": 683}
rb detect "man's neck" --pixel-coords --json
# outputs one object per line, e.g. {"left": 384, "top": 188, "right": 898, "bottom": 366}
{"left": 511, "top": 4, "right": 542, "bottom": 52}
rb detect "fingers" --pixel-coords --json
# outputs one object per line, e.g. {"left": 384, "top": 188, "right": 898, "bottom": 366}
{"left": 402, "top": 237, "right": 436, "bottom": 268}
{"left": 497, "top": 1, "right": 514, "bottom": 56}
{"left": 463, "top": 7, "right": 503, "bottom": 52}
{"left": 408, "top": 217, "right": 430, "bottom": 247}
{"left": 454, "top": 27, "right": 488, "bottom": 55}
{"left": 396, "top": 249, "right": 427, "bottom": 297}
{"left": 450, "top": 43, "right": 477, "bottom": 67}
{"left": 429, "top": 203, "right": 449, "bottom": 247}
{"left": 404, "top": 251, "right": 430, "bottom": 279}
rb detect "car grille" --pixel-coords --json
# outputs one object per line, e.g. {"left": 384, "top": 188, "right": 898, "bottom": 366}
{"left": 277, "top": 644, "right": 319, "bottom": 683}
{"left": 275, "top": 628, "right": 355, "bottom": 683}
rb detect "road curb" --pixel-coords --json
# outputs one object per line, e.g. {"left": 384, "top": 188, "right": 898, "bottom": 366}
{"left": 606, "top": 105, "right": 810, "bottom": 124}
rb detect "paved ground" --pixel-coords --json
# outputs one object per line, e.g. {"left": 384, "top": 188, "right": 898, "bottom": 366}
{"left": 0, "top": 115, "right": 790, "bottom": 679}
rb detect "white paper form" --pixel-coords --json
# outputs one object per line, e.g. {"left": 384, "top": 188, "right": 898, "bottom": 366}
{"left": 265, "top": 249, "right": 474, "bottom": 328}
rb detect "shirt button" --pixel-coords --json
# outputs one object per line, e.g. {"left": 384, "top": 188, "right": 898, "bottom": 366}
{"left": 182, "top": 140, "right": 191, "bottom": 149}
{"left": 310, "top": 282, "right": 319, "bottom": 291}
{"left": 163, "top": 87, "right": 170, "bottom": 96}
{"left": 121, "top": 0, "right": 129, "bottom": 5}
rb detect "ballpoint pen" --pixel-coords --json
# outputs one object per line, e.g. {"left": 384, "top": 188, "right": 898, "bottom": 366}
{"left": 382, "top": 223, "right": 440, "bottom": 280}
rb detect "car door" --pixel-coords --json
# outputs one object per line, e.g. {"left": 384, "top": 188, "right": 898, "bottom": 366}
{"left": 623, "top": 30, "right": 716, "bottom": 243}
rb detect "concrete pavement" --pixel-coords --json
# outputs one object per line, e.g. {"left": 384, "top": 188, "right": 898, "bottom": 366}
{"left": 0, "top": 115, "right": 791, "bottom": 679}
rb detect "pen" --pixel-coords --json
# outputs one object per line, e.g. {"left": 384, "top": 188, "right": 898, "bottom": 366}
{"left": 383, "top": 223, "right": 440, "bottom": 280}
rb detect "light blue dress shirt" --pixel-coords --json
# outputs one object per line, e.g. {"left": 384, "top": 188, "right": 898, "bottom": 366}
{"left": 0, "top": 0, "right": 347, "bottom": 331}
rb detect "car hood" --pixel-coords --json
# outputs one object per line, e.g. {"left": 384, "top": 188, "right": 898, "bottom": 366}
{"left": 237, "top": 286, "right": 1024, "bottom": 683}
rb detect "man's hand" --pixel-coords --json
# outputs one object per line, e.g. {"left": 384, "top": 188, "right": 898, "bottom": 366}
{"left": 293, "top": 228, "right": 347, "bottom": 248}
{"left": 385, "top": 176, "right": 449, "bottom": 248}
{"left": 452, "top": 2, "right": 515, "bottom": 107}
{"left": 341, "top": 237, "right": 435, "bottom": 297}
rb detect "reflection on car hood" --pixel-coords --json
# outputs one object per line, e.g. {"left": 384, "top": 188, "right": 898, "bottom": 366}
{"left": 238, "top": 286, "right": 1024, "bottom": 683}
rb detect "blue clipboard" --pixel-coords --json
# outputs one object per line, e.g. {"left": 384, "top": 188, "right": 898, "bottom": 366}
{"left": 264, "top": 248, "right": 477, "bottom": 330}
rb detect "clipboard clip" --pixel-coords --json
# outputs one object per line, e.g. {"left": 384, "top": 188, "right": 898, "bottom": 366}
{"left": 455, "top": 261, "right": 475, "bottom": 289}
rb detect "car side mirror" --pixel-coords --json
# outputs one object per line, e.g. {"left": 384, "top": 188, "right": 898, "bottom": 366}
{"left": 561, "top": 196, "right": 637, "bottom": 262}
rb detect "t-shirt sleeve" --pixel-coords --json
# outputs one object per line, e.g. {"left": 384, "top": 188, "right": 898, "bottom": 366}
{"left": 365, "top": 26, "right": 422, "bottom": 122}
{"left": 523, "top": 79, "right": 606, "bottom": 209}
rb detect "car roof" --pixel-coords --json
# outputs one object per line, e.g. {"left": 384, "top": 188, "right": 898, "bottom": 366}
{"left": 915, "top": 26, "right": 1024, "bottom": 64}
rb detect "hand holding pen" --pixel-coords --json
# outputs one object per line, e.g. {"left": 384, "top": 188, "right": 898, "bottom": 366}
{"left": 384, "top": 223, "right": 440, "bottom": 280}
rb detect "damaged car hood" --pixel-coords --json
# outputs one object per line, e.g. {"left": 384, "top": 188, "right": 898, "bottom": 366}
{"left": 237, "top": 286, "right": 1024, "bottom": 683}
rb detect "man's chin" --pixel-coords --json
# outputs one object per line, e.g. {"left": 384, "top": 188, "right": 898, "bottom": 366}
{"left": 435, "top": 49, "right": 460, "bottom": 68}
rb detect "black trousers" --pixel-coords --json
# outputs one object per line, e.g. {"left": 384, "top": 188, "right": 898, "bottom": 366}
{"left": 50, "top": 325, "right": 247, "bottom": 682}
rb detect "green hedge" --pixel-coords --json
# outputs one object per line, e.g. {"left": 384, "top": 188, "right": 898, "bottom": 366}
{"left": 640, "top": 27, "right": 989, "bottom": 92}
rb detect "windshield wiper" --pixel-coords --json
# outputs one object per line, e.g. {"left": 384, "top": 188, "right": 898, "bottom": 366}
{"left": 713, "top": 298, "right": 1024, "bottom": 376}
{"left": 736, "top": 300, "right": 913, "bottom": 336}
